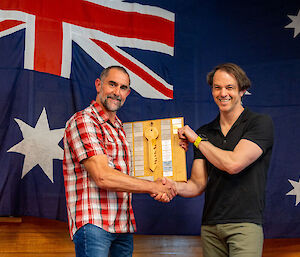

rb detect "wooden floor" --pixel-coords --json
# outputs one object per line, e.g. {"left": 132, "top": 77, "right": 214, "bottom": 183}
{"left": 0, "top": 217, "right": 299, "bottom": 257}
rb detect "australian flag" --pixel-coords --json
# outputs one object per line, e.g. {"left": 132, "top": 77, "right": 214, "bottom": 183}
{"left": 0, "top": 0, "right": 299, "bottom": 238}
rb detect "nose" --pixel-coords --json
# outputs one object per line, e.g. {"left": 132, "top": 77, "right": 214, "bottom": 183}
{"left": 220, "top": 87, "right": 227, "bottom": 97}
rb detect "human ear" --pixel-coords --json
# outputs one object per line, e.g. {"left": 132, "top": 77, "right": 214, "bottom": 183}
{"left": 240, "top": 89, "right": 246, "bottom": 97}
{"left": 95, "top": 78, "right": 101, "bottom": 93}
{"left": 126, "top": 88, "right": 131, "bottom": 97}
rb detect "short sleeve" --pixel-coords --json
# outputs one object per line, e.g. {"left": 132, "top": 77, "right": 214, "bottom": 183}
{"left": 65, "top": 114, "right": 105, "bottom": 163}
{"left": 242, "top": 114, "right": 274, "bottom": 153}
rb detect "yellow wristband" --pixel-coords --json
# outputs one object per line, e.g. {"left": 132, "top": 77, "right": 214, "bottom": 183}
{"left": 193, "top": 136, "right": 202, "bottom": 148}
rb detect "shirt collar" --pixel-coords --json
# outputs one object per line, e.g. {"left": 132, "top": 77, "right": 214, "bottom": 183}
{"left": 211, "top": 107, "right": 249, "bottom": 131}
{"left": 90, "top": 100, "right": 123, "bottom": 129}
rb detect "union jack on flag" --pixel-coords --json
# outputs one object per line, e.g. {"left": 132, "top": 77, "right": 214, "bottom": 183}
{"left": 0, "top": 0, "right": 175, "bottom": 223}
{"left": 0, "top": 0, "right": 175, "bottom": 99}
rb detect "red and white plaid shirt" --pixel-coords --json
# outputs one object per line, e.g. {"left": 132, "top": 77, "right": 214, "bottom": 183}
{"left": 63, "top": 100, "right": 136, "bottom": 239}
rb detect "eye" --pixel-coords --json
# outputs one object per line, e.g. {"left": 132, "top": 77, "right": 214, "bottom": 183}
{"left": 121, "top": 85, "right": 129, "bottom": 90}
{"left": 226, "top": 84, "right": 237, "bottom": 90}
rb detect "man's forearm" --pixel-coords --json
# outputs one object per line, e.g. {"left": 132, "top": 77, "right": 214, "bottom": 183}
{"left": 197, "top": 141, "right": 237, "bottom": 173}
{"left": 178, "top": 125, "right": 262, "bottom": 175}
{"left": 176, "top": 179, "right": 205, "bottom": 198}
{"left": 83, "top": 155, "right": 176, "bottom": 197}
{"left": 94, "top": 166, "right": 154, "bottom": 193}
{"left": 197, "top": 139, "right": 262, "bottom": 174}
{"left": 178, "top": 125, "right": 238, "bottom": 173}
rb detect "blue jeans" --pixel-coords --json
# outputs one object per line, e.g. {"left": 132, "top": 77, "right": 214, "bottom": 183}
{"left": 73, "top": 224, "right": 133, "bottom": 257}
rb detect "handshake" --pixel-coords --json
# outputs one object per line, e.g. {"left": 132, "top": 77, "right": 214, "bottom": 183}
{"left": 150, "top": 177, "right": 177, "bottom": 203}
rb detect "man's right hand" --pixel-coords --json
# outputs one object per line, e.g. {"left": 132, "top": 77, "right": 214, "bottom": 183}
{"left": 178, "top": 125, "right": 198, "bottom": 144}
{"left": 151, "top": 177, "right": 177, "bottom": 203}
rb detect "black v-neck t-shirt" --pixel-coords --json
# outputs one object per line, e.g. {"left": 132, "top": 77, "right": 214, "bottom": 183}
{"left": 194, "top": 108, "right": 274, "bottom": 225}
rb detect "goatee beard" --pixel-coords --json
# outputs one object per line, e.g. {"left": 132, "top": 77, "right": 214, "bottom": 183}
{"left": 103, "top": 95, "right": 122, "bottom": 112}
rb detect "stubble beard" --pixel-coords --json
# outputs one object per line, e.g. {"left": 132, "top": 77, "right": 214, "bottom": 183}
{"left": 102, "top": 95, "right": 122, "bottom": 112}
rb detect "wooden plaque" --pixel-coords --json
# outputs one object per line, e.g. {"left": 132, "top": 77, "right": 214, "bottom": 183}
{"left": 123, "top": 117, "right": 187, "bottom": 182}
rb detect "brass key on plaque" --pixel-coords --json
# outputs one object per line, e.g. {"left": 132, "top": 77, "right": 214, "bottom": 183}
{"left": 144, "top": 125, "right": 159, "bottom": 172}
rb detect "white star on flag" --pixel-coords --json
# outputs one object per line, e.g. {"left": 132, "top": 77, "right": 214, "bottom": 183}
{"left": 7, "top": 108, "right": 64, "bottom": 183}
{"left": 285, "top": 9, "right": 300, "bottom": 38}
{"left": 286, "top": 178, "right": 300, "bottom": 206}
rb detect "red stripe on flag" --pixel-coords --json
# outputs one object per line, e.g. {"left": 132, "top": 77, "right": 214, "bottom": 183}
{"left": 34, "top": 17, "right": 63, "bottom": 76}
{"left": 92, "top": 39, "right": 173, "bottom": 99}
{"left": 0, "top": 20, "right": 24, "bottom": 32}
{"left": 79, "top": 1, "right": 175, "bottom": 47}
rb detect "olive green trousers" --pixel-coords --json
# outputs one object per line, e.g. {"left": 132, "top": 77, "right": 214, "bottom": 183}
{"left": 201, "top": 223, "right": 263, "bottom": 257}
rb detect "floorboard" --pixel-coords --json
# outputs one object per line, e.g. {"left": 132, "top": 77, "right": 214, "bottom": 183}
{"left": 0, "top": 216, "right": 299, "bottom": 257}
